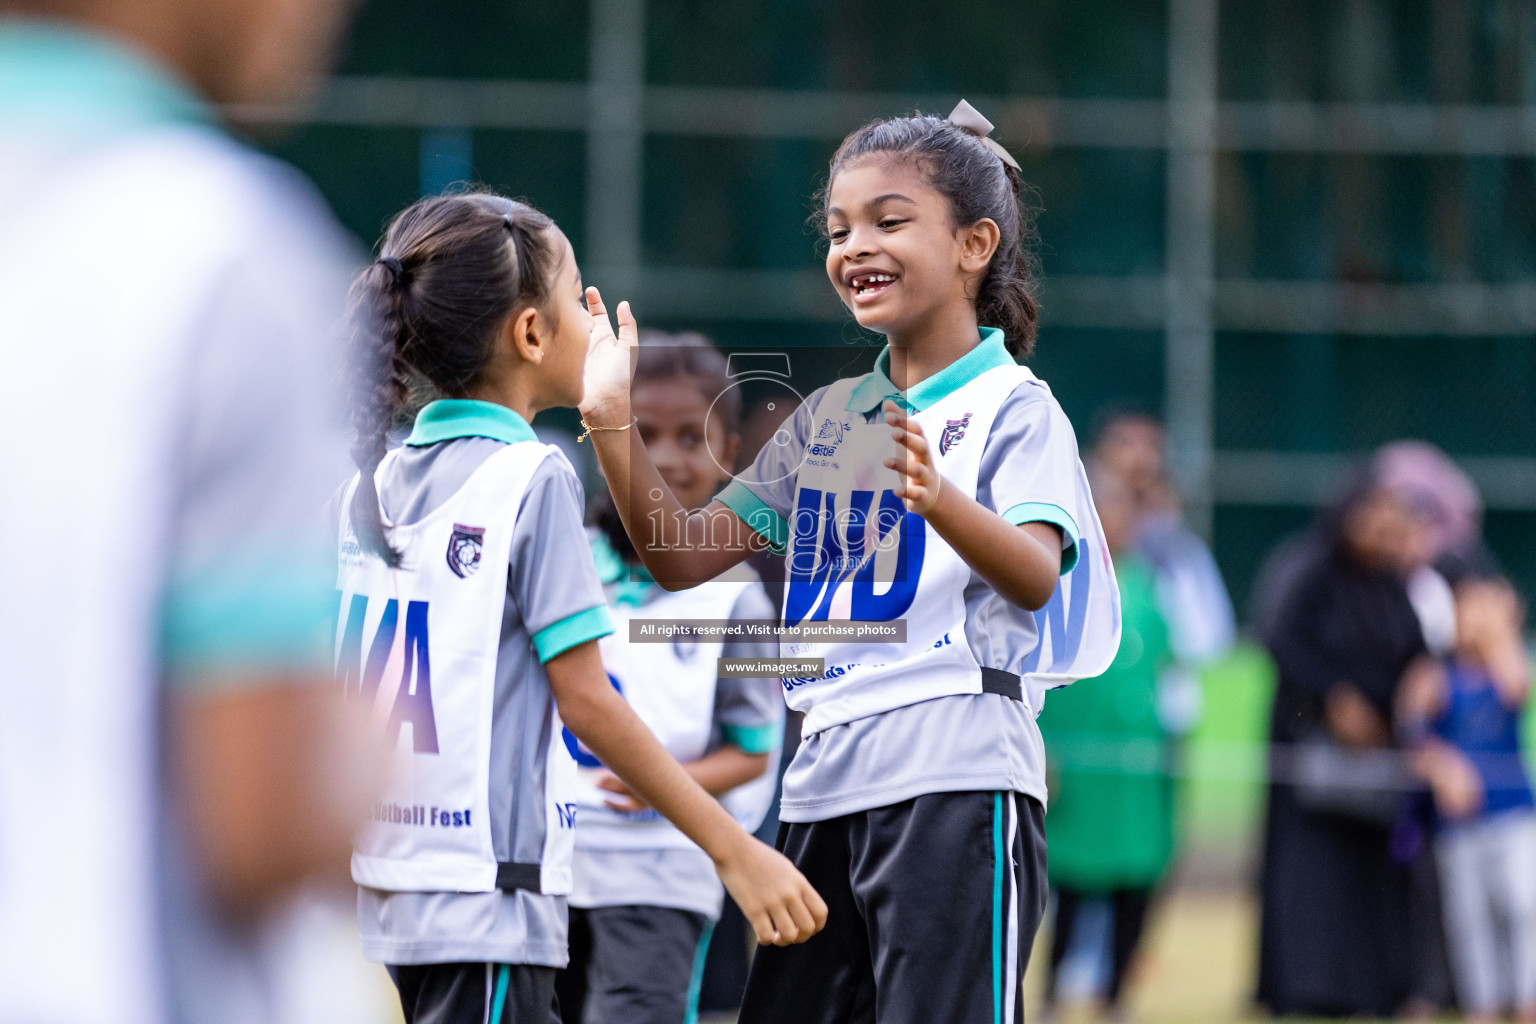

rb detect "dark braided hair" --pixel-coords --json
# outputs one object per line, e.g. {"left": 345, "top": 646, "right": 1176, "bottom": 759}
{"left": 344, "top": 191, "right": 559, "bottom": 565}
{"left": 817, "top": 113, "right": 1040, "bottom": 358}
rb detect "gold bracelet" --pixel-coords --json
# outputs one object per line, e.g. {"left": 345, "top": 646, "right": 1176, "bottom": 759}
{"left": 577, "top": 415, "right": 638, "bottom": 443}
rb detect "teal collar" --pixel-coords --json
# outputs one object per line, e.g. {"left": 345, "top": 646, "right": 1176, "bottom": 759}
{"left": 845, "top": 327, "right": 1015, "bottom": 414}
{"left": 405, "top": 400, "right": 538, "bottom": 446}
{"left": 0, "top": 20, "right": 215, "bottom": 131}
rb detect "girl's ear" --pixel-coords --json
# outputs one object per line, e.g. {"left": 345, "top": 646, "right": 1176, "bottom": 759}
{"left": 505, "top": 305, "right": 545, "bottom": 365}
{"left": 958, "top": 217, "right": 1001, "bottom": 274}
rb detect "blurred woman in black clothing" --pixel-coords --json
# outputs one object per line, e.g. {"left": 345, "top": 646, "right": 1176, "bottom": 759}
{"left": 1256, "top": 474, "right": 1431, "bottom": 1018}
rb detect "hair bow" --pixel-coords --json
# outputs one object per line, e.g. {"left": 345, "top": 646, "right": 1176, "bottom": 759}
{"left": 948, "top": 99, "right": 1020, "bottom": 171}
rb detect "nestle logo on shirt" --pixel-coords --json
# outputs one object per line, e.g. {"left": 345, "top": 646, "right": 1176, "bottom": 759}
{"left": 815, "top": 418, "right": 850, "bottom": 445}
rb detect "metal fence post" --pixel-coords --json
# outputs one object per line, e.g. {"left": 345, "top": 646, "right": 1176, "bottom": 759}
{"left": 586, "top": 0, "right": 646, "bottom": 301}
{"left": 1164, "top": 0, "right": 1219, "bottom": 538}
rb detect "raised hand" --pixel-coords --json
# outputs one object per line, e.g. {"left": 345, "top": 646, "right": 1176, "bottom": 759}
{"left": 882, "top": 399, "right": 944, "bottom": 515}
{"left": 580, "top": 286, "right": 638, "bottom": 423}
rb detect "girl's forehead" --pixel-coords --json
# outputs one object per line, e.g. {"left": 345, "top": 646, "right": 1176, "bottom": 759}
{"left": 827, "top": 157, "right": 939, "bottom": 210}
{"left": 634, "top": 375, "right": 713, "bottom": 408}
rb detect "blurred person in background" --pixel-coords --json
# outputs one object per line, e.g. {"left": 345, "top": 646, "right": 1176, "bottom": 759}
{"left": 1376, "top": 441, "right": 1487, "bottom": 658}
{"left": 1376, "top": 441, "right": 1486, "bottom": 569}
{"left": 1373, "top": 440, "right": 1488, "bottom": 1015}
{"left": 1038, "top": 462, "right": 1176, "bottom": 1022}
{"left": 0, "top": 1, "right": 379, "bottom": 1022}
{"left": 1400, "top": 570, "right": 1536, "bottom": 1024}
{"left": 1093, "top": 412, "right": 1234, "bottom": 736}
{"left": 730, "top": 388, "right": 798, "bottom": 611}
{"left": 1248, "top": 441, "right": 1481, "bottom": 1016}
{"left": 1252, "top": 440, "right": 1480, "bottom": 652}
{"left": 692, "top": 384, "right": 803, "bottom": 1017}
{"left": 560, "top": 334, "right": 783, "bottom": 1024}
{"left": 1255, "top": 468, "right": 1434, "bottom": 1018}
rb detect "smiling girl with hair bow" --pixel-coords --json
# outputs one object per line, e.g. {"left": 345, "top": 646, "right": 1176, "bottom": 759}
{"left": 581, "top": 102, "right": 1120, "bottom": 1023}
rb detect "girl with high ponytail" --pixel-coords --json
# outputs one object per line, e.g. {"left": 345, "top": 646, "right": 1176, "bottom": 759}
{"left": 578, "top": 103, "right": 1120, "bottom": 1023}
{"left": 334, "top": 191, "right": 825, "bottom": 1024}
{"left": 343, "top": 194, "right": 559, "bottom": 566}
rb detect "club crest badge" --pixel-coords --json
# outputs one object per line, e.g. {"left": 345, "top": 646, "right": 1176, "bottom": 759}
{"left": 940, "top": 413, "right": 973, "bottom": 455}
{"left": 446, "top": 524, "right": 485, "bottom": 578}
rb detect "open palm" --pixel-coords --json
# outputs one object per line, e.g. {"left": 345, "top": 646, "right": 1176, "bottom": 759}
{"left": 580, "top": 286, "right": 638, "bottom": 421}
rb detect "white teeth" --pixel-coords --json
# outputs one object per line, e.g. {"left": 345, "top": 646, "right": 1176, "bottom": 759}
{"left": 853, "top": 273, "right": 895, "bottom": 292}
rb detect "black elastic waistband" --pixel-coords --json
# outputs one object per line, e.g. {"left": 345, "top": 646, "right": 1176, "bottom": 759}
{"left": 496, "top": 861, "right": 543, "bottom": 893}
{"left": 980, "top": 667, "right": 1023, "bottom": 702}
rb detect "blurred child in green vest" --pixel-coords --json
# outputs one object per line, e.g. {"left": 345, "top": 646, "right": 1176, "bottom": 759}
{"left": 1039, "top": 462, "right": 1176, "bottom": 1019}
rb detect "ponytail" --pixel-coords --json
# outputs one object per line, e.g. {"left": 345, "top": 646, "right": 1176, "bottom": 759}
{"left": 973, "top": 161, "right": 1039, "bottom": 359}
{"left": 344, "top": 259, "right": 408, "bottom": 566}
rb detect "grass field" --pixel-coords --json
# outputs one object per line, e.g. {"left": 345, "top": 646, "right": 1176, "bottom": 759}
{"left": 1007, "top": 645, "right": 1272, "bottom": 1021}
{"left": 1023, "top": 886, "right": 1258, "bottom": 1024}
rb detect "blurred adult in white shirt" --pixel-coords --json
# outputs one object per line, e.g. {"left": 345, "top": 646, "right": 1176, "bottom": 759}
{"left": 1094, "top": 412, "right": 1236, "bottom": 733}
{"left": 0, "top": 1, "right": 379, "bottom": 1021}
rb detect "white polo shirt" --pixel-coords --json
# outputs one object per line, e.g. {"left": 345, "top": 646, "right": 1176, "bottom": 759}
{"left": 0, "top": 21, "right": 353, "bottom": 1024}
{"left": 717, "top": 328, "right": 1119, "bottom": 820}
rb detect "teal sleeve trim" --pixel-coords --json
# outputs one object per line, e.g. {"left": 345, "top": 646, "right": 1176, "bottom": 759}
{"left": 721, "top": 722, "right": 779, "bottom": 755}
{"left": 161, "top": 561, "right": 332, "bottom": 684}
{"left": 1003, "top": 502, "right": 1081, "bottom": 576}
{"left": 716, "top": 480, "right": 789, "bottom": 554}
{"left": 533, "top": 605, "right": 615, "bottom": 663}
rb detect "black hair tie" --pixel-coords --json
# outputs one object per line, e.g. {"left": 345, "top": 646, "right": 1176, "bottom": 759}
{"left": 377, "top": 255, "right": 406, "bottom": 286}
